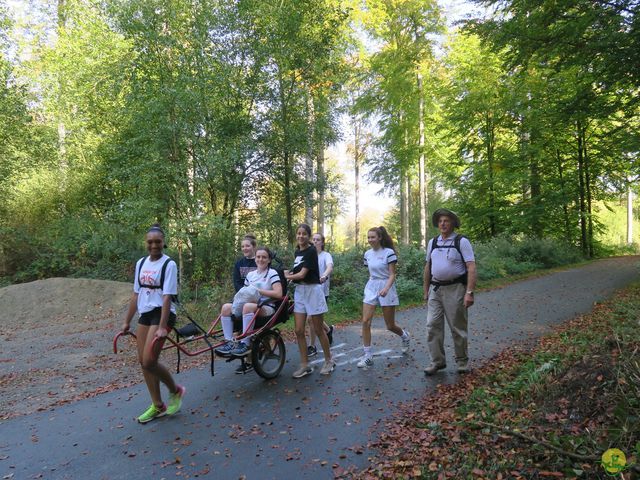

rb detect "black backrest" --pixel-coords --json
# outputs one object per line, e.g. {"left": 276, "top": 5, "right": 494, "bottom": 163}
{"left": 271, "top": 254, "right": 288, "bottom": 294}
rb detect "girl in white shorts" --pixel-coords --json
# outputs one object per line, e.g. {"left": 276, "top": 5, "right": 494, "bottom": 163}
{"left": 358, "top": 226, "right": 410, "bottom": 368}
{"left": 306, "top": 232, "right": 334, "bottom": 357}
{"left": 285, "top": 223, "right": 335, "bottom": 378}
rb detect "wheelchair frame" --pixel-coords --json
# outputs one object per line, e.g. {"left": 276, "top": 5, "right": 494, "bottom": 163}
{"left": 113, "top": 294, "right": 294, "bottom": 380}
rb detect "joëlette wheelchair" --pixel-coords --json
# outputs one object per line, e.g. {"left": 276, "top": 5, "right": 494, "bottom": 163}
{"left": 113, "top": 294, "right": 294, "bottom": 379}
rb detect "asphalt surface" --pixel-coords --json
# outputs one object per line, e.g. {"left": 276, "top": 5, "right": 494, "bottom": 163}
{"left": 1, "top": 257, "right": 638, "bottom": 480}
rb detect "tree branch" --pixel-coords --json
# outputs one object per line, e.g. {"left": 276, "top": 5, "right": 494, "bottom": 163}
{"left": 472, "top": 420, "right": 599, "bottom": 461}
{"left": 474, "top": 420, "right": 640, "bottom": 474}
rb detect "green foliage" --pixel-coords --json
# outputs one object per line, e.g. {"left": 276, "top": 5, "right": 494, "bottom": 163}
{"left": 326, "top": 247, "right": 368, "bottom": 320}
{"left": 10, "top": 214, "right": 139, "bottom": 282}
{"left": 1, "top": 0, "right": 637, "bottom": 293}
{"left": 324, "top": 236, "right": 583, "bottom": 322}
{"left": 464, "top": 0, "right": 640, "bottom": 255}
{"left": 187, "top": 215, "right": 238, "bottom": 291}
{"left": 473, "top": 235, "right": 584, "bottom": 281}
{"left": 357, "top": 0, "right": 445, "bottom": 198}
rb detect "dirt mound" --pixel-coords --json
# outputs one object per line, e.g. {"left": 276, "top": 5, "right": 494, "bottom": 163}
{"left": 0, "top": 278, "right": 138, "bottom": 419}
{"left": 0, "top": 277, "right": 132, "bottom": 331}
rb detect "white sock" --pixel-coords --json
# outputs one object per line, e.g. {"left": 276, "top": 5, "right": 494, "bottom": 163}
{"left": 221, "top": 316, "right": 233, "bottom": 341}
{"left": 363, "top": 345, "right": 372, "bottom": 358}
{"left": 241, "top": 313, "right": 254, "bottom": 345}
{"left": 402, "top": 330, "right": 409, "bottom": 339}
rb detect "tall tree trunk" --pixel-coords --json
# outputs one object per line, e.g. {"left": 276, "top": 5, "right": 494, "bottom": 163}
{"left": 317, "top": 146, "right": 325, "bottom": 234}
{"left": 627, "top": 181, "right": 633, "bottom": 245}
{"left": 400, "top": 170, "right": 409, "bottom": 245}
{"left": 57, "top": 0, "right": 67, "bottom": 200}
{"left": 406, "top": 177, "right": 411, "bottom": 241}
{"left": 279, "top": 73, "right": 294, "bottom": 246}
{"left": 400, "top": 121, "right": 409, "bottom": 245}
{"left": 521, "top": 95, "right": 542, "bottom": 238}
{"left": 354, "top": 119, "right": 361, "bottom": 247}
{"left": 233, "top": 207, "right": 239, "bottom": 242}
{"left": 526, "top": 124, "right": 542, "bottom": 238}
{"left": 305, "top": 86, "right": 314, "bottom": 226}
{"left": 530, "top": 156, "right": 542, "bottom": 237}
{"left": 583, "top": 133, "right": 594, "bottom": 257}
{"left": 284, "top": 150, "right": 294, "bottom": 246}
{"left": 178, "top": 241, "right": 184, "bottom": 291}
{"left": 556, "top": 148, "right": 572, "bottom": 245}
{"left": 417, "top": 72, "right": 427, "bottom": 248}
{"left": 486, "top": 116, "right": 497, "bottom": 237}
{"left": 576, "top": 120, "right": 588, "bottom": 256}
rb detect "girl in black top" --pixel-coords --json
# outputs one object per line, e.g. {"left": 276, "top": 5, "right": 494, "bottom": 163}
{"left": 232, "top": 234, "right": 258, "bottom": 292}
{"left": 284, "top": 223, "right": 335, "bottom": 378}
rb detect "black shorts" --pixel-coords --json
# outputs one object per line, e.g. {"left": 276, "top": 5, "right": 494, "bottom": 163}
{"left": 138, "top": 307, "right": 177, "bottom": 327}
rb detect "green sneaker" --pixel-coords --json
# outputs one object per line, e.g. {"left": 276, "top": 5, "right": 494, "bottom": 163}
{"left": 166, "top": 385, "right": 186, "bottom": 416}
{"left": 137, "top": 403, "right": 166, "bottom": 424}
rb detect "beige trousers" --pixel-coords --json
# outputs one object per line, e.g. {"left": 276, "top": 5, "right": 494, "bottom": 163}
{"left": 426, "top": 282, "right": 468, "bottom": 367}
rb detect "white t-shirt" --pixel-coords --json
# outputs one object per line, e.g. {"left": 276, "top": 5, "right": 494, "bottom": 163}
{"left": 364, "top": 247, "right": 397, "bottom": 280}
{"left": 134, "top": 255, "right": 178, "bottom": 314}
{"left": 426, "top": 233, "right": 475, "bottom": 281}
{"left": 317, "top": 251, "right": 334, "bottom": 297}
{"left": 244, "top": 268, "right": 281, "bottom": 305}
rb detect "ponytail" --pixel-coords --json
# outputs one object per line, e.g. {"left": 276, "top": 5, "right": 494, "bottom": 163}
{"left": 377, "top": 226, "right": 396, "bottom": 252}
{"left": 369, "top": 226, "right": 397, "bottom": 254}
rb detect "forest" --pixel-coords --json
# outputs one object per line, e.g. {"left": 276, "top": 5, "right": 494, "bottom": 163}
{"left": 1, "top": 0, "right": 638, "bottom": 290}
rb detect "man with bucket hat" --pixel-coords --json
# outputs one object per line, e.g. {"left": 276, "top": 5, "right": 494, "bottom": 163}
{"left": 423, "top": 208, "right": 477, "bottom": 374}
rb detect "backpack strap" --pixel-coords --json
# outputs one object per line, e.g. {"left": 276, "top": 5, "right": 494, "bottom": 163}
{"left": 159, "top": 256, "right": 170, "bottom": 289}
{"left": 138, "top": 256, "right": 172, "bottom": 290}
{"left": 136, "top": 256, "right": 148, "bottom": 288}
{"left": 427, "top": 237, "right": 435, "bottom": 278}
{"left": 429, "top": 235, "right": 467, "bottom": 266}
{"left": 427, "top": 234, "right": 469, "bottom": 289}
{"left": 454, "top": 235, "right": 467, "bottom": 268}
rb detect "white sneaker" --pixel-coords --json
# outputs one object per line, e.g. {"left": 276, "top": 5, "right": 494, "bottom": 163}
{"left": 319, "top": 360, "right": 336, "bottom": 375}
{"left": 292, "top": 365, "right": 313, "bottom": 378}
{"left": 356, "top": 356, "right": 373, "bottom": 368}
{"left": 401, "top": 331, "right": 411, "bottom": 353}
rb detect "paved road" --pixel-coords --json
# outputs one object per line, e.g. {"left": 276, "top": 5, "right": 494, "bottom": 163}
{"left": 1, "top": 257, "right": 638, "bottom": 480}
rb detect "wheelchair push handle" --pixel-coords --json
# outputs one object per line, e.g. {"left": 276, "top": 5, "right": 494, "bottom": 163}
{"left": 113, "top": 330, "right": 136, "bottom": 354}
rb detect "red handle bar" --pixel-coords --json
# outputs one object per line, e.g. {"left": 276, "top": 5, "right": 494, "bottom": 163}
{"left": 113, "top": 330, "right": 136, "bottom": 354}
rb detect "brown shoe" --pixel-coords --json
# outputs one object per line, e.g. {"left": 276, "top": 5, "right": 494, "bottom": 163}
{"left": 424, "top": 364, "right": 446, "bottom": 375}
{"left": 457, "top": 363, "right": 469, "bottom": 374}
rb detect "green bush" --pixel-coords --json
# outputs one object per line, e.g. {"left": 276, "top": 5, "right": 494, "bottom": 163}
{"left": 324, "top": 236, "right": 585, "bottom": 321}
{"left": 1, "top": 220, "right": 588, "bottom": 326}
{"left": 12, "top": 215, "right": 139, "bottom": 282}
{"left": 474, "top": 235, "right": 584, "bottom": 281}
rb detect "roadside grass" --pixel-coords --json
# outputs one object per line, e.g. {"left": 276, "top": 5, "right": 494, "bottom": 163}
{"left": 341, "top": 284, "right": 640, "bottom": 480}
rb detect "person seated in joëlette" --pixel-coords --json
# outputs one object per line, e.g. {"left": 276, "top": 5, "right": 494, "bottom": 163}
{"left": 215, "top": 246, "right": 283, "bottom": 359}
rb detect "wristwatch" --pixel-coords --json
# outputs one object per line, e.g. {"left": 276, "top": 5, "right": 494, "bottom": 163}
{"left": 466, "top": 290, "right": 474, "bottom": 295}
